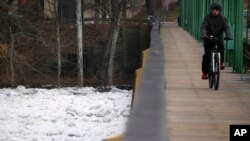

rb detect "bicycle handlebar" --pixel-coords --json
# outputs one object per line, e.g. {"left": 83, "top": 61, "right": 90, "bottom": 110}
{"left": 209, "top": 36, "right": 233, "bottom": 41}
{"left": 209, "top": 36, "right": 221, "bottom": 40}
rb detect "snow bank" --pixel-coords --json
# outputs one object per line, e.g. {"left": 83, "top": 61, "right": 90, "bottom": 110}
{"left": 0, "top": 86, "right": 132, "bottom": 141}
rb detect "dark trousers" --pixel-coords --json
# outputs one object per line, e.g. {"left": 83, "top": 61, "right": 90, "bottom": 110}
{"left": 202, "top": 39, "right": 224, "bottom": 74}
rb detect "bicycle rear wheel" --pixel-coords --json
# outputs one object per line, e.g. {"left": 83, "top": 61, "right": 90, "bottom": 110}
{"left": 213, "top": 54, "right": 220, "bottom": 90}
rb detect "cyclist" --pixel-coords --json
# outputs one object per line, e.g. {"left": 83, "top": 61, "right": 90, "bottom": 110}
{"left": 200, "top": 2, "right": 232, "bottom": 80}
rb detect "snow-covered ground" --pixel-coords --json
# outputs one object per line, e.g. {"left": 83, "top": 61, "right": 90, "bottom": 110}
{"left": 0, "top": 86, "right": 132, "bottom": 141}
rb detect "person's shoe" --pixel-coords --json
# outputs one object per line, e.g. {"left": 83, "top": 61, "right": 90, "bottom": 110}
{"left": 201, "top": 73, "right": 208, "bottom": 80}
{"left": 220, "top": 63, "right": 225, "bottom": 70}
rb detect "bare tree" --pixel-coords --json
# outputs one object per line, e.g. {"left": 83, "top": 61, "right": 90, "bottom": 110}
{"left": 9, "top": 26, "right": 14, "bottom": 87}
{"left": 51, "top": 0, "right": 62, "bottom": 87}
{"left": 100, "top": 0, "right": 127, "bottom": 86}
{"left": 1, "top": 0, "right": 15, "bottom": 87}
{"left": 45, "top": 0, "right": 62, "bottom": 87}
{"left": 55, "top": 2, "right": 61, "bottom": 87}
{"left": 76, "top": 0, "right": 84, "bottom": 86}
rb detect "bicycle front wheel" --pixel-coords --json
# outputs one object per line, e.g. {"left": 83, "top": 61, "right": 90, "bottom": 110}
{"left": 209, "top": 72, "right": 213, "bottom": 88}
{"left": 213, "top": 54, "right": 220, "bottom": 90}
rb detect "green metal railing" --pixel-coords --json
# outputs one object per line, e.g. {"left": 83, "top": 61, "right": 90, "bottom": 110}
{"left": 179, "top": 0, "right": 243, "bottom": 73}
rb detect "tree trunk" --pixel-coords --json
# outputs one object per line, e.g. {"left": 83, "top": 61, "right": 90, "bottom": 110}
{"left": 99, "top": 0, "right": 125, "bottom": 86}
{"left": 107, "top": 13, "right": 121, "bottom": 85}
{"left": 146, "top": 0, "right": 154, "bottom": 15}
{"left": 76, "top": 0, "right": 83, "bottom": 86}
{"left": 9, "top": 26, "right": 14, "bottom": 87}
{"left": 122, "top": 27, "right": 127, "bottom": 69}
{"left": 56, "top": 20, "right": 61, "bottom": 87}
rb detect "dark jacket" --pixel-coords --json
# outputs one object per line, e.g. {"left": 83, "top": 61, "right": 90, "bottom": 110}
{"left": 200, "top": 2, "right": 231, "bottom": 38}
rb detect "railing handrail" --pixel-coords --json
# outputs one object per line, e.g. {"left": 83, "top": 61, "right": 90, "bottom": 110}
{"left": 124, "top": 17, "right": 167, "bottom": 141}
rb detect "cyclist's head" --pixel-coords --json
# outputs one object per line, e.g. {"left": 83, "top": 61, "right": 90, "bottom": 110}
{"left": 210, "top": 2, "right": 222, "bottom": 16}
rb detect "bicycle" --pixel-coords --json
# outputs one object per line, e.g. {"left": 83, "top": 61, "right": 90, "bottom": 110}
{"left": 208, "top": 36, "right": 221, "bottom": 90}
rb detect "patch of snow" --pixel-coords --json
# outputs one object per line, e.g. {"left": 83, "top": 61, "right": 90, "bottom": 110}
{"left": 0, "top": 86, "right": 132, "bottom": 141}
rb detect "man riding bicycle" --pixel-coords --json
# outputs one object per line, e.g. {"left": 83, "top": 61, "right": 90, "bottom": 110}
{"left": 200, "top": 2, "right": 232, "bottom": 80}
